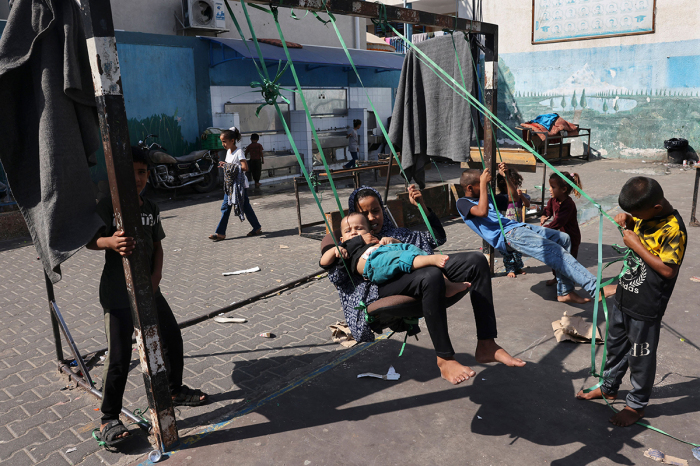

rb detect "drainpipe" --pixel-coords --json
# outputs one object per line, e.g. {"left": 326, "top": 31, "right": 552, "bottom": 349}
{"left": 405, "top": 2, "right": 412, "bottom": 43}
{"left": 354, "top": 17, "right": 361, "bottom": 49}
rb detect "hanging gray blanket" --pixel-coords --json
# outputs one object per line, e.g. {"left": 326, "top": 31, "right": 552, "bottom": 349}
{"left": 0, "top": 0, "right": 103, "bottom": 283}
{"left": 223, "top": 163, "right": 247, "bottom": 222}
{"left": 388, "top": 35, "right": 473, "bottom": 170}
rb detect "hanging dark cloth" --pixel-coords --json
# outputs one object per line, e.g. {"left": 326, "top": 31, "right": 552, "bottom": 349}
{"left": 389, "top": 35, "right": 474, "bottom": 174}
{"left": 0, "top": 0, "right": 103, "bottom": 283}
{"left": 223, "top": 163, "right": 247, "bottom": 222}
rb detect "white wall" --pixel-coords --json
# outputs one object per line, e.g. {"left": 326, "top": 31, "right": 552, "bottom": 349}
{"left": 107, "top": 0, "right": 363, "bottom": 49}
{"left": 477, "top": 0, "right": 700, "bottom": 55}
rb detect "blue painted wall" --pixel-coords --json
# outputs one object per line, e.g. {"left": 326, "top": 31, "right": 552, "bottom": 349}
{"left": 0, "top": 21, "right": 401, "bottom": 183}
{"left": 496, "top": 39, "right": 700, "bottom": 159}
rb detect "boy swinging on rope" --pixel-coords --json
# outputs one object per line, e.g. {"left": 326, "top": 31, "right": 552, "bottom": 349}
{"left": 577, "top": 177, "right": 687, "bottom": 427}
{"left": 457, "top": 164, "right": 599, "bottom": 304}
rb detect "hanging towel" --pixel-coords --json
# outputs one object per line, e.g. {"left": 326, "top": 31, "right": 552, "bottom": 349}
{"left": 388, "top": 35, "right": 473, "bottom": 170}
{"left": 0, "top": 0, "right": 103, "bottom": 283}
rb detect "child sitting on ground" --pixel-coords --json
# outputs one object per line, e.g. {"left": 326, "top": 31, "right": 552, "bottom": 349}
{"left": 576, "top": 177, "right": 686, "bottom": 427}
{"left": 87, "top": 147, "right": 207, "bottom": 448}
{"left": 495, "top": 166, "right": 530, "bottom": 278}
{"left": 456, "top": 163, "right": 597, "bottom": 304}
{"left": 541, "top": 171, "right": 583, "bottom": 286}
{"left": 320, "top": 212, "right": 469, "bottom": 297}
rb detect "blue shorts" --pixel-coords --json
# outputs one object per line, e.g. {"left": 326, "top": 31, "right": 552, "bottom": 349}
{"left": 363, "top": 243, "right": 428, "bottom": 285}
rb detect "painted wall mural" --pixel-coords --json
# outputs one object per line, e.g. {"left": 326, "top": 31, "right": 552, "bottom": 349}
{"left": 495, "top": 39, "right": 700, "bottom": 159}
{"left": 533, "top": 0, "right": 655, "bottom": 44}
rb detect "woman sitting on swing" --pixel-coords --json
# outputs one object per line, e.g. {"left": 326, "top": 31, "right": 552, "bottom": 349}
{"left": 321, "top": 185, "right": 525, "bottom": 385}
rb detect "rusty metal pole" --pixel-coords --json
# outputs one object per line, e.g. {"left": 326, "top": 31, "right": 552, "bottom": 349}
{"left": 44, "top": 272, "right": 65, "bottom": 362}
{"left": 483, "top": 29, "right": 498, "bottom": 274}
{"left": 690, "top": 167, "right": 700, "bottom": 227}
{"left": 77, "top": 0, "right": 178, "bottom": 451}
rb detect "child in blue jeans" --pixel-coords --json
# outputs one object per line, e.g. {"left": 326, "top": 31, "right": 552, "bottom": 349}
{"left": 457, "top": 164, "right": 597, "bottom": 304}
{"left": 320, "top": 212, "right": 469, "bottom": 297}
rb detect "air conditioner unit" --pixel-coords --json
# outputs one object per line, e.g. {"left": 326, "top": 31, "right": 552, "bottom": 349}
{"left": 183, "top": 0, "right": 226, "bottom": 30}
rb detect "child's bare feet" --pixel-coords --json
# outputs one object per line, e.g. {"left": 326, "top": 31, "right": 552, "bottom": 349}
{"left": 507, "top": 270, "right": 526, "bottom": 278}
{"left": 558, "top": 290, "right": 591, "bottom": 304}
{"left": 413, "top": 254, "right": 449, "bottom": 270}
{"left": 445, "top": 280, "right": 470, "bottom": 297}
{"left": 507, "top": 272, "right": 516, "bottom": 278}
{"left": 575, "top": 387, "right": 617, "bottom": 401}
{"left": 474, "top": 339, "right": 526, "bottom": 367}
{"left": 546, "top": 278, "right": 557, "bottom": 286}
{"left": 609, "top": 406, "right": 644, "bottom": 427}
{"left": 437, "top": 356, "right": 476, "bottom": 385}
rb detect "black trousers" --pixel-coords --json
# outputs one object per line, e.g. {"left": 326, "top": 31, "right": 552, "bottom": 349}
{"left": 601, "top": 303, "right": 661, "bottom": 410}
{"left": 248, "top": 159, "right": 263, "bottom": 184}
{"left": 378, "top": 252, "right": 498, "bottom": 358}
{"left": 100, "top": 293, "right": 184, "bottom": 422}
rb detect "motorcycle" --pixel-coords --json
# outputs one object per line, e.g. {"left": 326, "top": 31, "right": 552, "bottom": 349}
{"left": 138, "top": 134, "right": 219, "bottom": 193}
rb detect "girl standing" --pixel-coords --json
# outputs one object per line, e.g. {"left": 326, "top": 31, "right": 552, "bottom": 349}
{"left": 209, "top": 127, "right": 262, "bottom": 240}
{"left": 540, "top": 171, "right": 582, "bottom": 286}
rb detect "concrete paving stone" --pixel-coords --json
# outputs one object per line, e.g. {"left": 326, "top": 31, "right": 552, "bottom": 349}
{"left": 27, "top": 429, "right": 87, "bottom": 463}
{"left": 0, "top": 427, "right": 48, "bottom": 461}
{"left": 5, "top": 449, "right": 35, "bottom": 466}
{"left": 0, "top": 425, "right": 14, "bottom": 443}
{"left": 0, "top": 405, "right": 30, "bottom": 430}
{"left": 20, "top": 391, "right": 70, "bottom": 417}
{"left": 7, "top": 406, "right": 60, "bottom": 438}
{"left": 35, "top": 451, "right": 72, "bottom": 466}
{"left": 40, "top": 409, "right": 95, "bottom": 441}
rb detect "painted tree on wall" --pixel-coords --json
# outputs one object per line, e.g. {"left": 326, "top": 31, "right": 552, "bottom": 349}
{"left": 613, "top": 99, "right": 619, "bottom": 112}
{"left": 560, "top": 95, "right": 567, "bottom": 109}
{"left": 580, "top": 89, "right": 587, "bottom": 108}
{"left": 571, "top": 90, "right": 578, "bottom": 109}
{"left": 602, "top": 100, "right": 609, "bottom": 113}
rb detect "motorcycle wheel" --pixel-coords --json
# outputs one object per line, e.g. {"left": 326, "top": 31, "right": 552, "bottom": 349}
{"left": 192, "top": 170, "right": 218, "bottom": 193}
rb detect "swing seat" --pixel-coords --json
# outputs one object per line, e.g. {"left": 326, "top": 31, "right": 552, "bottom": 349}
{"left": 321, "top": 232, "right": 469, "bottom": 334}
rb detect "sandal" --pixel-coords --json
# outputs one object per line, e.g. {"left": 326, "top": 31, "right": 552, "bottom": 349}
{"left": 246, "top": 229, "right": 263, "bottom": 237}
{"left": 172, "top": 385, "right": 208, "bottom": 407}
{"left": 93, "top": 419, "right": 130, "bottom": 448}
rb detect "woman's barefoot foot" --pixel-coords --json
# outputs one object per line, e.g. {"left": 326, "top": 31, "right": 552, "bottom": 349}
{"left": 507, "top": 272, "right": 516, "bottom": 278}
{"left": 437, "top": 356, "right": 476, "bottom": 385}
{"left": 516, "top": 269, "right": 527, "bottom": 275}
{"left": 610, "top": 406, "right": 644, "bottom": 427}
{"left": 445, "top": 281, "right": 470, "bottom": 298}
{"left": 474, "top": 339, "right": 526, "bottom": 367}
{"left": 558, "top": 290, "right": 591, "bottom": 304}
{"left": 575, "top": 387, "right": 617, "bottom": 401}
{"left": 546, "top": 278, "right": 557, "bottom": 286}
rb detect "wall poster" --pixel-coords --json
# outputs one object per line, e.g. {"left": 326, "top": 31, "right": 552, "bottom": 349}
{"left": 532, "top": 0, "right": 655, "bottom": 44}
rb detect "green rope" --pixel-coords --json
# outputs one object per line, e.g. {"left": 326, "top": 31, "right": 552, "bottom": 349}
{"left": 224, "top": 0, "right": 356, "bottom": 284}
{"left": 255, "top": 2, "right": 346, "bottom": 216}
{"left": 446, "top": 30, "right": 508, "bottom": 245}
{"left": 322, "top": 1, "right": 442, "bottom": 253}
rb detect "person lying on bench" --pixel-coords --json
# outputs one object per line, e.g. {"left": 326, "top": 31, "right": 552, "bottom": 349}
{"left": 320, "top": 212, "right": 469, "bottom": 297}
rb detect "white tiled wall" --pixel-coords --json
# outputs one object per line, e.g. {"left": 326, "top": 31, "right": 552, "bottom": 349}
{"left": 208, "top": 85, "right": 394, "bottom": 171}
{"left": 348, "top": 88, "right": 393, "bottom": 127}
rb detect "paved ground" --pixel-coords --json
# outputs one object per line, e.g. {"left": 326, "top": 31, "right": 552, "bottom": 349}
{"left": 0, "top": 159, "right": 698, "bottom": 465}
